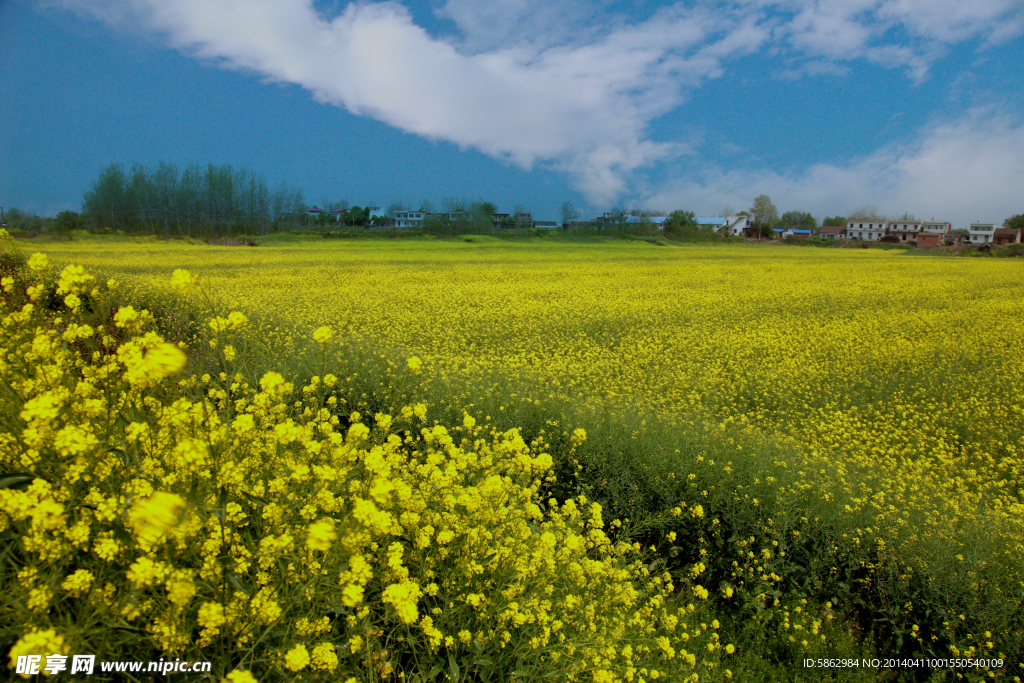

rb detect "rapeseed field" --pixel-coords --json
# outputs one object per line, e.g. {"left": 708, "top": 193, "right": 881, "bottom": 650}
{"left": 4, "top": 233, "right": 1022, "bottom": 680}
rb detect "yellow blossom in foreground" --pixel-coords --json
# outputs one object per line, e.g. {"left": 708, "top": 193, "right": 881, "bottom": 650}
{"left": 313, "top": 326, "right": 333, "bottom": 344}
{"left": 310, "top": 643, "right": 339, "bottom": 672}
{"left": 222, "top": 671, "right": 257, "bottom": 683}
{"left": 383, "top": 580, "right": 423, "bottom": 624}
{"left": 130, "top": 492, "right": 186, "bottom": 547}
{"left": 114, "top": 306, "right": 139, "bottom": 328}
{"left": 284, "top": 644, "right": 310, "bottom": 672}
{"left": 306, "top": 520, "right": 337, "bottom": 551}
{"left": 8, "top": 629, "right": 69, "bottom": 675}
{"left": 11, "top": 243, "right": 1024, "bottom": 679}
{"left": 60, "top": 569, "right": 94, "bottom": 598}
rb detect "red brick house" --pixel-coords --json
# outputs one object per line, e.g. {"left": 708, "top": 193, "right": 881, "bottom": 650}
{"left": 819, "top": 226, "right": 846, "bottom": 238}
{"left": 993, "top": 228, "right": 1021, "bottom": 245}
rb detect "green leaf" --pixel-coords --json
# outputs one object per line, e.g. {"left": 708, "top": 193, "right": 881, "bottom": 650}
{"left": 448, "top": 653, "right": 460, "bottom": 682}
{"left": 241, "top": 491, "right": 268, "bottom": 507}
{"left": 227, "top": 572, "right": 251, "bottom": 596}
{"left": 0, "top": 473, "right": 35, "bottom": 489}
{"left": 110, "top": 524, "right": 135, "bottom": 547}
{"left": 105, "top": 447, "right": 129, "bottom": 467}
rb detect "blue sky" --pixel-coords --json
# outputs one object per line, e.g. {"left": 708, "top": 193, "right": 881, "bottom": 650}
{"left": 2, "top": 0, "right": 1023, "bottom": 226}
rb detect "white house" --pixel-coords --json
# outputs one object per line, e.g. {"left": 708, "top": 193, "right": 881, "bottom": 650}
{"left": 919, "top": 221, "right": 952, "bottom": 235}
{"left": 968, "top": 222, "right": 998, "bottom": 244}
{"left": 846, "top": 220, "right": 887, "bottom": 241}
{"left": 694, "top": 217, "right": 727, "bottom": 230}
{"left": 887, "top": 219, "right": 923, "bottom": 243}
{"left": 393, "top": 211, "right": 424, "bottom": 228}
{"left": 722, "top": 215, "right": 752, "bottom": 236}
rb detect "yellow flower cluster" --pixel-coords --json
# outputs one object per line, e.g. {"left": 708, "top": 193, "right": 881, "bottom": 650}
{"left": 0, "top": 257, "right": 733, "bottom": 681}
{"left": 26, "top": 237, "right": 1024, "bottom": 671}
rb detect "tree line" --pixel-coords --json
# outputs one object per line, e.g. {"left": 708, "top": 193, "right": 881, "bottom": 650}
{"left": 80, "top": 161, "right": 307, "bottom": 236}
{"left": 6, "top": 165, "right": 1023, "bottom": 240}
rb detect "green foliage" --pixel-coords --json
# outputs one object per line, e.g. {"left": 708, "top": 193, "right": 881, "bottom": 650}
{"left": 1, "top": 207, "right": 49, "bottom": 232}
{"left": 749, "top": 195, "right": 779, "bottom": 229}
{"left": 662, "top": 210, "right": 704, "bottom": 241}
{"left": 82, "top": 160, "right": 306, "bottom": 237}
{"left": 1003, "top": 214, "right": 1024, "bottom": 232}
{"left": 779, "top": 211, "right": 816, "bottom": 230}
{"left": 821, "top": 216, "right": 847, "bottom": 227}
{"left": 49, "top": 211, "right": 85, "bottom": 238}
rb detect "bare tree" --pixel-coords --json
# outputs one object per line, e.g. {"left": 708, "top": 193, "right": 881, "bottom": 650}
{"left": 848, "top": 205, "right": 886, "bottom": 220}
{"left": 559, "top": 201, "right": 580, "bottom": 229}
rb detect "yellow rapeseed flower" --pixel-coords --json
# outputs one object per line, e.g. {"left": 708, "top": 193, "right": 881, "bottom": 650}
{"left": 27, "top": 252, "right": 49, "bottom": 271}
{"left": 284, "top": 644, "right": 310, "bottom": 672}
{"left": 306, "top": 520, "right": 337, "bottom": 552}
{"left": 170, "top": 268, "right": 196, "bottom": 293}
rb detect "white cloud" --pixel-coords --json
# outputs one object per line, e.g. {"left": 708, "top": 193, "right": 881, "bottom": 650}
{"left": 435, "top": 0, "right": 603, "bottom": 52}
{"left": 48, "top": 0, "right": 1024, "bottom": 203}
{"left": 54, "top": 0, "right": 771, "bottom": 202}
{"left": 773, "top": 0, "right": 1024, "bottom": 80}
{"left": 638, "top": 108, "right": 1024, "bottom": 228}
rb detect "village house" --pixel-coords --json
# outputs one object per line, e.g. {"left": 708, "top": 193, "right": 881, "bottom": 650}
{"left": 532, "top": 220, "right": 559, "bottom": 230}
{"left": 770, "top": 228, "right": 812, "bottom": 239}
{"left": 993, "top": 227, "right": 1022, "bottom": 245}
{"left": 887, "top": 219, "right": 923, "bottom": 243}
{"left": 912, "top": 221, "right": 953, "bottom": 247}
{"left": 968, "top": 222, "right": 998, "bottom": 244}
{"left": 723, "top": 215, "right": 753, "bottom": 237}
{"left": 819, "top": 225, "right": 846, "bottom": 238}
{"left": 920, "top": 221, "right": 952, "bottom": 235}
{"left": 846, "top": 219, "right": 888, "bottom": 241}
{"left": 392, "top": 211, "right": 425, "bottom": 228}
{"left": 694, "top": 217, "right": 727, "bottom": 231}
